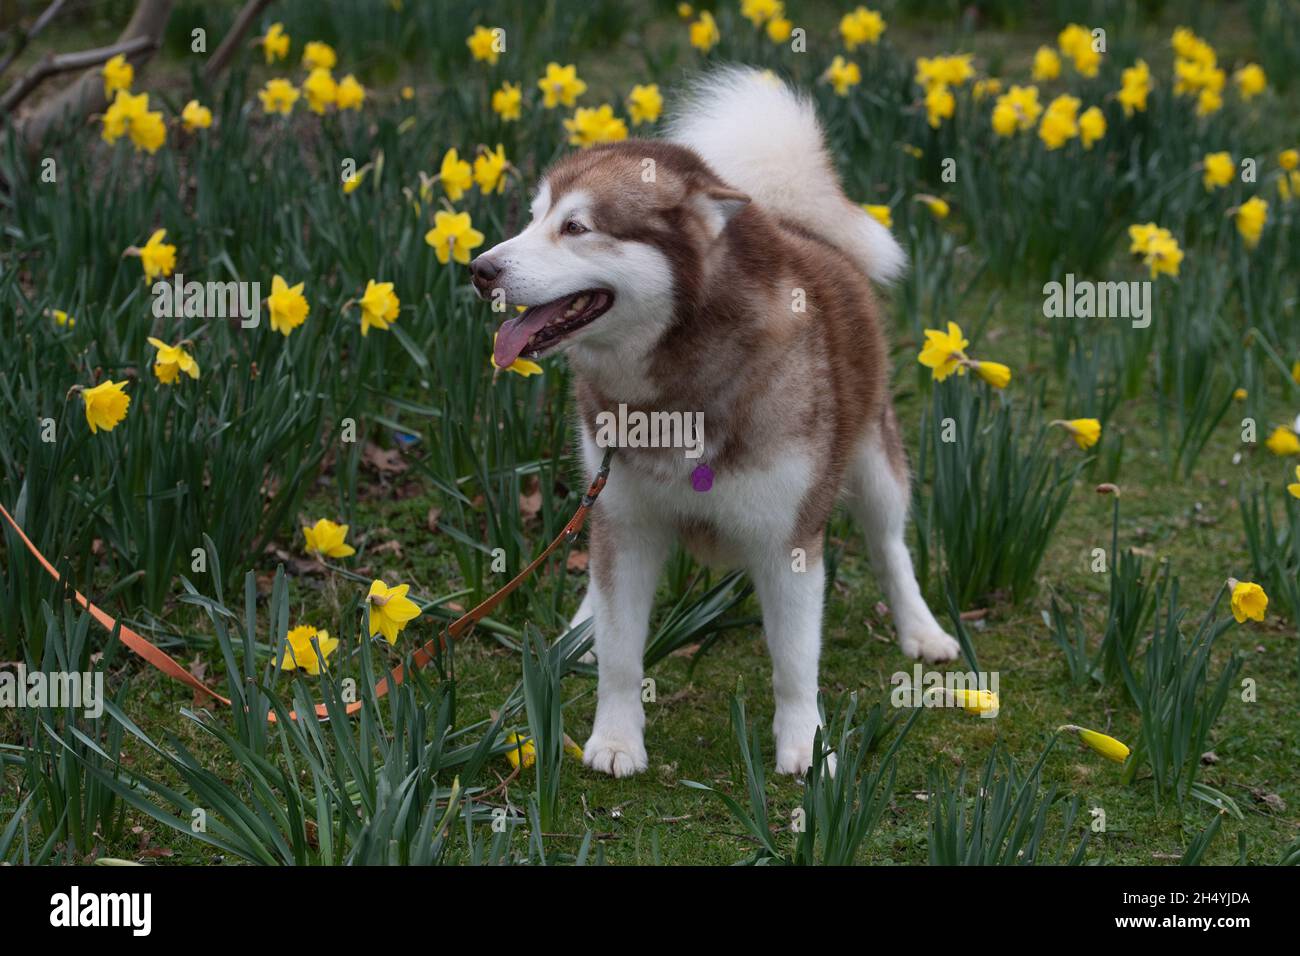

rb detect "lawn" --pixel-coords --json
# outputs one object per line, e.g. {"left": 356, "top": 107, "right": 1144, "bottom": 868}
{"left": 1, "top": 0, "right": 1298, "bottom": 866}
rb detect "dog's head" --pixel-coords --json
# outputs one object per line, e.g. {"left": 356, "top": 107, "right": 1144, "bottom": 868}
{"left": 471, "top": 140, "right": 749, "bottom": 373}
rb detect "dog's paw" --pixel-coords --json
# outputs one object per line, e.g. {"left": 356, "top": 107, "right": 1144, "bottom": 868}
{"left": 583, "top": 732, "right": 647, "bottom": 778}
{"left": 577, "top": 648, "right": 597, "bottom": 665}
{"left": 773, "top": 712, "right": 828, "bottom": 776}
{"left": 899, "top": 626, "right": 962, "bottom": 663}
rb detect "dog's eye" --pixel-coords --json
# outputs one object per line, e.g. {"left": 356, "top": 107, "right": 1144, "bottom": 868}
{"left": 562, "top": 220, "right": 588, "bottom": 236}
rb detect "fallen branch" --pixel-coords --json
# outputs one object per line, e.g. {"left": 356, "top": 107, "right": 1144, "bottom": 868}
{"left": 0, "top": 34, "right": 155, "bottom": 116}
{"left": 0, "top": 0, "right": 70, "bottom": 81}
{"left": 4, "top": 0, "right": 173, "bottom": 160}
{"left": 203, "top": 0, "right": 274, "bottom": 81}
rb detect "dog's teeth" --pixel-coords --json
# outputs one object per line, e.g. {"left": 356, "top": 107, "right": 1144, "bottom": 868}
{"left": 572, "top": 294, "right": 590, "bottom": 311}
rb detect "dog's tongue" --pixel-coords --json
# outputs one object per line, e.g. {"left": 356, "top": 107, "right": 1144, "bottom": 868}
{"left": 494, "top": 298, "right": 571, "bottom": 368}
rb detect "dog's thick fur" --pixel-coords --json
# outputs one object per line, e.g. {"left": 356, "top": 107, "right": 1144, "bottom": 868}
{"left": 472, "top": 68, "right": 958, "bottom": 778}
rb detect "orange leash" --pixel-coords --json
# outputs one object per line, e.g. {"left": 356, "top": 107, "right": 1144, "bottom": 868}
{"left": 0, "top": 449, "right": 613, "bottom": 722}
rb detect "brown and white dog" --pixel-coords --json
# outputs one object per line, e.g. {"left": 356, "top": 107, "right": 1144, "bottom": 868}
{"left": 470, "top": 68, "right": 958, "bottom": 778}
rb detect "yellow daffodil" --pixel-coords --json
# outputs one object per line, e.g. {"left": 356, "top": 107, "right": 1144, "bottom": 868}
{"left": 302, "top": 518, "right": 355, "bottom": 558}
{"left": 81, "top": 380, "right": 130, "bottom": 434}
{"left": 915, "top": 54, "right": 973, "bottom": 92}
{"left": 490, "top": 332, "right": 544, "bottom": 377}
{"left": 538, "top": 62, "right": 587, "bottom": 108}
{"left": 358, "top": 279, "right": 400, "bottom": 336}
{"left": 1279, "top": 465, "right": 1300, "bottom": 496}
{"left": 689, "top": 11, "right": 720, "bottom": 53}
{"left": 825, "top": 56, "right": 861, "bottom": 96}
{"left": 102, "top": 54, "right": 133, "bottom": 98}
{"left": 401, "top": 86, "right": 414, "bottom": 100}
{"left": 439, "top": 147, "right": 473, "bottom": 200}
{"left": 473, "top": 143, "right": 508, "bottom": 194}
{"left": 425, "top": 210, "right": 485, "bottom": 265}
{"left": 301, "top": 41, "right": 337, "bottom": 71}
{"left": 258, "top": 78, "right": 299, "bottom": 115}
{"left": 302, "top": 67, "right": 337, "bottom": 114}
{"left": 1202, "top": 151, "right": 1234, "bottom": 190}
{"left": 181, "top": 99, "right": 212, "bottom": 132}
{"left": 1235, "top": 196, "right": 1268, "bottom": 249}
{"left": 1265, "top": 425, "right": 1300, "bottom": 455}
{"left": 925, "top": 84, "right": 955, "bottom": 128}
{"left": 1280, "top": 148, "right": 1299, "bottom": 171}
{"left": 267, "top": 275, "right": 310, "bottom": 336}
{"left": 335, "top": 74, "right": 365, "bottom": 110}
{"left": 972, "top": 360, "right": 1012, "bottom": 389}
{"left": 1279, "top": 170, "right": 1300, "bottom": 203}
{"left": 1038, "top": 94, "right": 1080, "bottom": 150}
{"left": 563, "top": 104, "right": 628, "bottom": 148}
{"left": 740, "top": 0, "right": 781, "bottom": 26}
{"left": 767, "top": 14, "right": 793, "bottom": 43}
{"left": 862, "top": 204, "right": 892, "bottom": 228}
{"left": 128, "top": 108, "right": 165, "bottom": 153}
{"left": 1233, "top": 387, "right": 1247, "bottom": 401}
{"left": 917, "top": 321, "right": 969, "bottom": 381}
{"left": 991, "top": 84, "right": 1042, "bottom": 136}
{"left": 492, "top": 81, "right": 522, "bottom": 120}
{"left": 1058, "top": 23, "right": 1100, "bottom": 77}
{"left": 1031, "top": 46, "right": 1060, "bottom": 82}
{"left": 467, "top": 25, "right": 502, "bottom": 65}
{"left": 1052, "top": 418, "right": 1102, "bottom": 449}
{"left": 277, "top": 625, "right": 338, "bottom": 675}
{"left": 627, "top": 83, "right": 663, "bottom": 126}
{"left": 1128, "top": 222, "right": 1183, "bottom": 279}
{"left": 101, "top": 89, "right": 146, "bottom": 144}
{"left": 51, "top": 309, "right": 74, "bottom": 328}
{"left": 367, "top": 579, "right": 422, "bottom": 643}
{"left": 1078, "top": 106, "right": 1105, "bottom": 149}
{"left": 1229, "top": 579, "right": 1268, "bottom": 623}
{"left": 1117, "top": 59, "right": 1152, "bottom": 116}
{"left": 839, "top": 6, "right": 885, "bottom": 50}
{"left": 147, "top": 337, "right": 200, "bottom": 383}
{"left": 504, "top": 732, "right": 536, "bottom": 769}
{"left": 1059, "top": 725, "right": 1130, "bottom": 763}
{"left": 950, "top": 688, "right": 999, "bottom": 715}
{"left": 972, "top": 77, "right": 1002, "bottom": 100}
{"left": 1234, "top": 63, "right": 1266, "bottom": 99}
{"left": 916, "top": 194, "right": 949, "bottom": 219}
{"left": 100, "top": 89, "right": 164, "bottom": 152}
{"left": 260, "top": 23, "right": 290, "bottom": 64}
{"left": 124, "top": 228, "right": 176, "bottom": 282}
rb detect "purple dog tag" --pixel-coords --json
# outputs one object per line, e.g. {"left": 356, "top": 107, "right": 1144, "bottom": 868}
{"left": 690, "top": 463, "right": 714, "bottom": 492}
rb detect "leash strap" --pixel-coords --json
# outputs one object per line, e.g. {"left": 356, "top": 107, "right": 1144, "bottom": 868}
{"left": 0, "top": 447, "right": 614, "bottom": 722}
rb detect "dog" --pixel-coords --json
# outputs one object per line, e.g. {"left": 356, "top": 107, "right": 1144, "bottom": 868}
{"left": 470, "top": 68, "right": 959, "bottom": 778}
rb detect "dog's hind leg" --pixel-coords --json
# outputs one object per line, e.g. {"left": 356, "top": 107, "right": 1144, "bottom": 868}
{"left": 582, "top": 515, "right": 671, "bottom": 778}
{"left": 749, "top": 548, "right": 827, "bottom": 775}
{"left": 845, "top": 417, "right": 960, "bottom": 663}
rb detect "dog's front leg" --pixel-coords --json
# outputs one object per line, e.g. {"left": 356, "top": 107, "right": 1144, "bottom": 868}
{"left": 749, "top": 549, "right": 826, "bottom": 775}
{"left": 582, "top": 515, "right": 669, "bottom": 778}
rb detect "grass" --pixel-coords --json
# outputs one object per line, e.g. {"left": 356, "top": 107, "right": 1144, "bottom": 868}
{"left": 2, "top": 0, "right": 1299, "bottom": 865}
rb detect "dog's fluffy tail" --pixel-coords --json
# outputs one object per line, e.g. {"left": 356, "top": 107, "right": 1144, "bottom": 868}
{"left": 665, "top": 66, "right": 906, "bottom": 284}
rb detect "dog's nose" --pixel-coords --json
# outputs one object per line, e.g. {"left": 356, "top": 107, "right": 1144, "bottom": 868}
{"left": 470, "top": 255, "right": 501, "bottom": 292}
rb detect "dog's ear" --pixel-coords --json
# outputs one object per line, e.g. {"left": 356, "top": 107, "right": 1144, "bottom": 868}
{"left": 694, "top": 185, "right": 751, "bottom": 237}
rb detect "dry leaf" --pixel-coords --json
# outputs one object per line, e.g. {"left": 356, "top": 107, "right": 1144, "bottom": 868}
{"left": 362, "top": 442, "right": 407, "bottom": 477}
